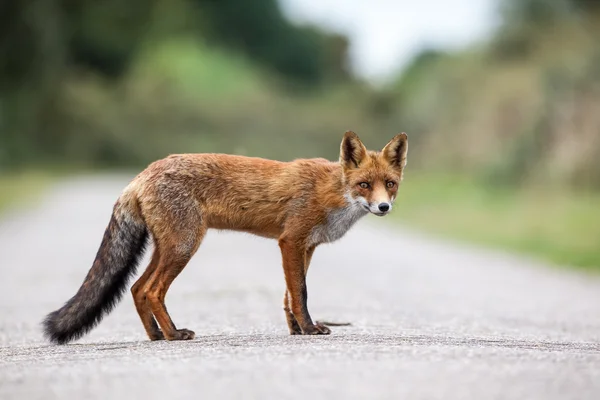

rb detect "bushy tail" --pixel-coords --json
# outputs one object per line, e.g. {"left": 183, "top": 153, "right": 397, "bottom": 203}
{"left": 43, "top": 200, "right": 148, "bottom": 344}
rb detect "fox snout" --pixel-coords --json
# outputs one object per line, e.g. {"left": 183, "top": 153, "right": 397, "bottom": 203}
{"left": 355, "top": 196, "right": 392, "bottom": 216}
{"left": 378, "top": 202, "right": 390, "bottom": 213}
{"left": 368, "top": 201, "right": 392, "bottom": 216}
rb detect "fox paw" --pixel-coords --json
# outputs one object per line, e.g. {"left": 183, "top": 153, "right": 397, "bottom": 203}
{"left": 287, "top": 317, "right": 303, "bottom": 335}
{"left": 302, "top": 322, "right": 331, "bottom": 335}
{"left": 166, "top": 328, "right": 195, "bottom": 341}
{"left": 149, "top": 331, "right": 165, "bottom": 341}
{"left": 289, "top": 327, "right": 303, "bottom": 335}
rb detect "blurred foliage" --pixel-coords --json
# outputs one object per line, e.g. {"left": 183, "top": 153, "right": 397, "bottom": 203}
{"left": 0, "top": 171, "right": 55, "bottom": 213}
{"left": 66, "top": 0, "right": 157, "bottom": 77}
{"left": 193, "top": 0, "right": 351, "bottom": 85}
{"left": 1, "top": 0, "right": 599, "bottom": 193}
{"left": 393, "top": 0, "right": 600, "bottom": 189}
{"left": 1, "top": 0, "right": 599, "bottom": 268}
{"left": 388, "top": 0, "right": 600, "bottom": 269}
{"left": 0, "top": 0, "right": 353, "bottom": 168}
{"left": 393, "top": 173, "right": 600, "bottom": 271}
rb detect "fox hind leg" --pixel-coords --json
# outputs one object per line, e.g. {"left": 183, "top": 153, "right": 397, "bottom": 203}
{"left": 131, "top": 248, "right": 164, "bottom": 340}
{"left": 143, "top": 224, "right": 205, "bottom": 341}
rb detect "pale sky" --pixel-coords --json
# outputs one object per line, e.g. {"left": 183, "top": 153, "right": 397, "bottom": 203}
{"left": 279, "top": 0, "right": 499, "bottom": 83}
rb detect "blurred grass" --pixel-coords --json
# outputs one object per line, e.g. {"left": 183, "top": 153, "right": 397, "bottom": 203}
{"left": 0, "top": 172, "right": 55, "bottom": 215}
{"left": 132, "top": 38, "right": 268, "bottom": 102}
{"left": 393, "top": 173, "right": 600, "bottom": 271}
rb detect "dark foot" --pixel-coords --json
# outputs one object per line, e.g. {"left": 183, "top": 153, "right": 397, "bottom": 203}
{"left": 148, "top": 330, "right": 165, "bottom": 341}
{"left": 286, "top": 313, "right": 303, "bottom": 335}
{"left": 301, "top": 322, "right": 331, "bottom": 335}
{"left": 166, "top": 328, "right": 196, "bottom": 341}
{"left": 289, "top": 326, "right": 302, "bottom": 335}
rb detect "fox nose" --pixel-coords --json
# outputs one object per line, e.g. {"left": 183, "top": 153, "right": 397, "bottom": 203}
{"left": 378, "top": 203, "right": 390, "bottom": 212}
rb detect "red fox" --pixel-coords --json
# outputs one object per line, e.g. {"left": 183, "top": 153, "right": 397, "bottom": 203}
{"left": 43, "top": 131, "right": 408, "bottom": 343}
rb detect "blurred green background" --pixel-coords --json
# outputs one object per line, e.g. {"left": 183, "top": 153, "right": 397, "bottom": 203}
{"left": 1, "top": 0, "right": 599, "bottom": 270}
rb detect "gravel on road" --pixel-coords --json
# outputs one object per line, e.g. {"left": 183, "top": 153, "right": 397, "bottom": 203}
{"left": 1, "top": 175, "right": 599, "bottom": 400}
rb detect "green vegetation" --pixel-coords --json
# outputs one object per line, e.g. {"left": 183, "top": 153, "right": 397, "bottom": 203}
{"left": 394, "top": 0, "right": 600, "bottom": 189}
{"left": 394, "top": 174, "right": 600, "bottom": 271}
{"left": 383, "top": 0, "right": 600, "bottom": 270}
{"left": 0, "top": 0, "right": 352, "bottom": 168}
{"left": 0, "top": 172, "right": 55, "bottom": 214}
{"left": 0, "top": 0, "right": 598, "bottom": 269}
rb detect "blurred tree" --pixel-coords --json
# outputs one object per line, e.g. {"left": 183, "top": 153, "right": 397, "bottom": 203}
{"left": 64, "top": 0, "right": 156, "bottom": 77}
{"left": 493, "top": 0, "right": 600, "bottom": 60}
{"left": 493, "top": 0, "right": 572, "bottom": 59}
{"left": 0, "top": 0, "right": 66, "bottom": 166}
{"left": 569, "top": 0, "right": 600, "bottom": 13}
{"left": 499, "top": 0, "right": 572, "bottom": 27}
{"left": 0, "top": 0, "right": 352, "bottom": 168}
{"left": 320, "top": 31, "right": 352, "bottom": 83}
{"left": 498, "top": 0, "right": 600, "bottom": 28}
{"left": 192, "top": 0, "right": 348, "bottom": 85}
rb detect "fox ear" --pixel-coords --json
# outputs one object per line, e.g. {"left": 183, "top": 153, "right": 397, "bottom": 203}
{"left": 340, "top": 131, "right": 367, "bottom": 169}
{"left": 382, "top": 133, "right": 408, "bottom": 169}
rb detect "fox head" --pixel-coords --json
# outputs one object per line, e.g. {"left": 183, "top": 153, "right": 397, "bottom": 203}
{"left": 339, "top": 130, "right": 408, "bottom": 216}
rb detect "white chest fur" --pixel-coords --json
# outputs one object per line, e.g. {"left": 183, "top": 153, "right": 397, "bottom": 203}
{"left": 309, "top": 201, "right": 368, "bottom": 245}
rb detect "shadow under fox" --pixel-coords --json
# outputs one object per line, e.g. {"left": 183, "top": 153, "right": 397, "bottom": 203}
{"left": 43, "top": 131, "right": 408, "bottom": 344}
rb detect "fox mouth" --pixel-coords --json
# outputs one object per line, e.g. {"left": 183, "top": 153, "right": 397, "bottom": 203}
{"left": 373, "top": 212, "right": 387, "bottom": 217}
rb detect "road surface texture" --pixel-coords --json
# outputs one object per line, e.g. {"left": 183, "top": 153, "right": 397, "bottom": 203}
{"left": 1, "top": 175, "right": 599, "bottom": 400}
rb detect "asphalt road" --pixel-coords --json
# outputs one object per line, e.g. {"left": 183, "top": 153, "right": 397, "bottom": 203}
{"left": 1, "top": 175, "right": 599, "bottom": 400}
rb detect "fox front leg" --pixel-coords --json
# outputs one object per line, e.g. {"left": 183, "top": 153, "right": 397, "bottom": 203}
{"left": 283, "top": 245, "right": 317, "bottom": 334}
{"left": 279, "top": 237, "right": 330, "bottom": 335}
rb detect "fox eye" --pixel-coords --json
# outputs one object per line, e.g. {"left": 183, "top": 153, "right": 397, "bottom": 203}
{"left": 386, "top": 181, "right": 396, "bottom": 188}
{"left": 359, "top": 182, "right": 370, "bottom": 189}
